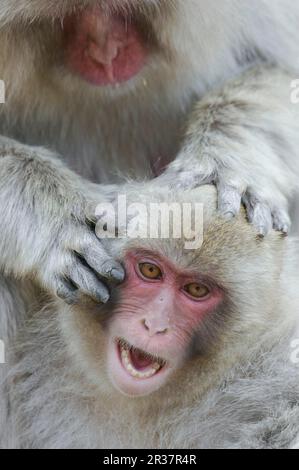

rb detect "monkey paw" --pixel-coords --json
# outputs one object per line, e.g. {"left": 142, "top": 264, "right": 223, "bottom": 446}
{"left": 38, "top": 214, "right": 125, "bottom": 305}
{"left": 155, "top": 167, "right": 291, "bottom": 237}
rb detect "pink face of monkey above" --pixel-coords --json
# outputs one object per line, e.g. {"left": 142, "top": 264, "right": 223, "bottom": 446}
{"left": 107, "top": 250, "right": 223, "bottom": 396}
{"left": 63, "top": 6, "right": 148, "bottom": 86}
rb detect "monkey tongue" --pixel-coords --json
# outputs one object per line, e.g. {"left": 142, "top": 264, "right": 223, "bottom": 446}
{"left": 63, "top": 7, "right": 147, "bottom": 86}
{"left": 130, "top": 349, "right": 157, "bottom": 371}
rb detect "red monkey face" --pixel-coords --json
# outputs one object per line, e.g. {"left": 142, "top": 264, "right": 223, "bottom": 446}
{"left": 60, "top": 1, "right": 173, "bottom": 87}
{"left": 63, "top": 5, "right": 149, "bottom": 86}
{"left": 106, "top": 250, "right": 223, "bottom": 396}
{"left": 2, "top": 0, "right": 204, "bottom": 98}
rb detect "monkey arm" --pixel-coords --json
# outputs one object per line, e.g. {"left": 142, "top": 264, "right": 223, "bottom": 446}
{"left": 0, "top": 136, "right": 124, "bottom": 303}
{"left": 160, "top": 65, "right": 299, "bottom": 236}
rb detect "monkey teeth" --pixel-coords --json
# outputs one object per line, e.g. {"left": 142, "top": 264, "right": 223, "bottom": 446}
{"left": 120, "top": 344, "right": 162, "bottom": 380}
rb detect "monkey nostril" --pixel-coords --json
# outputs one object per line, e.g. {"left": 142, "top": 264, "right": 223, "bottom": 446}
{"left": 142, "top": 319, "right": 168, "bottom": 335}
{"left": 157, "top": 328, "right": 168, "bottom": 335}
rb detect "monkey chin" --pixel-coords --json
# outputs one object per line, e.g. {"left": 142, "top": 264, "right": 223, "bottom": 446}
{"left": 107, "top": 337, "right": 173, "bottom": 397}
{"left": 63, "top": 5, "right": 148, "bottom": 87}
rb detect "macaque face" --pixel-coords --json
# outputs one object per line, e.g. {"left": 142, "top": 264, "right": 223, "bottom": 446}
{"left": 2, "top": 0, "right": 193, "bottom": 95}
{"left": 60, "top": 1, "right": 186, "bottom": 90}
{"left": 18, "top": 0, "right": 173, "bottom": 87}
{"left": 106, "top": 249, "right": 223, "bottom": 396}
{"left": 62, "top": 188, "right": 283, "bottom": 400}
{"left": 63, "top": 5, "right": 150, "bottom": 87}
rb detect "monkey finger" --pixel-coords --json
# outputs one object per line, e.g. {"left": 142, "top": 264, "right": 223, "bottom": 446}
{"left": 56, "top": 277, "right": 79, "bottom": 305}
{"left": 68, "top": 262, "right": 110, "bottom": 304}
{"left": 272, "top": 208, "right": 290, "bottom": 235}
{"left": 217, "top": 182, "right": 242, "bottom": 219}
{"left": 78, "top": 239, "right": 125, "bottom": 284}
{"left": 243, "top": 195, "right": 273, "bottom": 237}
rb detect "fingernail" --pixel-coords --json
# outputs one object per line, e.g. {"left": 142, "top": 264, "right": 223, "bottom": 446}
{"left": 281, "top": 225, "right": 289, "bottom": 235}
{"left": 97, "top": 292, "right": 110, "bottom": 304}
{"left": 257, "top": 226, "right": 266, "bottom": 238}
{"left": 111, "top": 267, "right": 125, "bottom": 282}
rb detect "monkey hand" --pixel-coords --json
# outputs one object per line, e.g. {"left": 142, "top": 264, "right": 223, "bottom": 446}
{"left": 0, "top": 139, "right": 125, "bottom": 304}
{"left": 36, "top": 184, "right": 126, "bottom": 305}
{"left": 154, "top": 65, "right": 299, "bottom": 237}
{"left": 156, "top": 153, "right": 292, "bottom": 237}
{"left": 37, "top": 202, "right": 125, "bottom": 306}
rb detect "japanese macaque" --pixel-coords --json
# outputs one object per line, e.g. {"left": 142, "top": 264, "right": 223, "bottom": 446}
{"left": 1, "top": 185, "right": 299, "bottom": 449}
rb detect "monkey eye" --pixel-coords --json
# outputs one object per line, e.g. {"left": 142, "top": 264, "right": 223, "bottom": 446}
{"left": 138, "top": 262, "right": 162, "bottom": 280}
{"left": 183, "top": 283, "right": 210, "bottom": 300}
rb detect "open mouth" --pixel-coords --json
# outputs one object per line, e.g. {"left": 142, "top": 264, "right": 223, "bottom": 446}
{"left": 107, "top": 338, "right": 171, "bottom": 396}
{"left": 118, "top": 339, "right": 166, "bottom": 380}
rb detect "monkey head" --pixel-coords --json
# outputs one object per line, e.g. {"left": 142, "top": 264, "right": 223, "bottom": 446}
{"left": 60, "top": 185, "right": 288, "bottom": 398}
{"left": 105, "top": 247, "right": 224, "bottom": 396}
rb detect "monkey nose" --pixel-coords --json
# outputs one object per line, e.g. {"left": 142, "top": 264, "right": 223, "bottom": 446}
{"left": 142, "top": 318, "right": 169, "bottom": 336}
